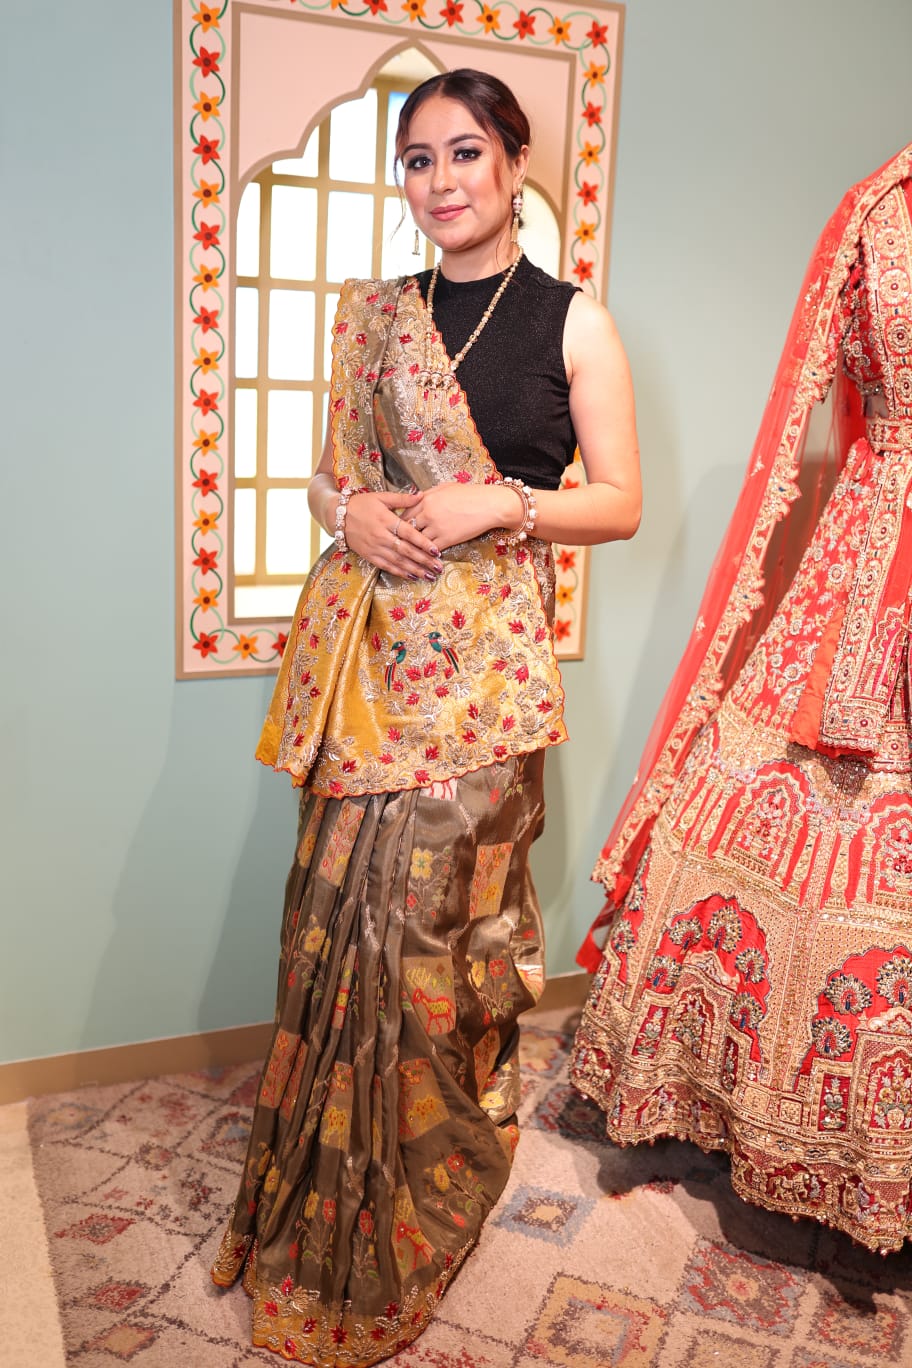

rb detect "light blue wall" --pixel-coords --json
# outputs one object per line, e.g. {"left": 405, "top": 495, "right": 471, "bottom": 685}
{"left": 2, "top": 3, "right": 911, "bottom": 1064}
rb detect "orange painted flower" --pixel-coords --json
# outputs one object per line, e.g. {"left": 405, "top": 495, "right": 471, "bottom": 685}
{"left": 192, "top": 91, "right": 222, "bottom": 121}
{"left": 192, "top": 6, "right": 220, "bottom": 30}
{"left": 556, "top": 584, "right": 575, "bottom": 604}
{"left": 556, "top": 549, "right": 576, "bottom": 572}
{"left": 192, "top": 427, "right": 219, "bottom": 451}
{"left": 572, "top": 258, "right": 594, "bottom": 283}
{"left": 585, "top": 62, "right": 607, "bottom": 84}
{"left": 549, "top": 17, "right": 571, "bottom": 43}
{"left": 194, "top": 587, "right": 219, "bottom": 612}
{"left": 479, "top": 4, "right": 500, "bottom": 30}
{"left": 234, "top": 634, "right": 259, "bottom": 658}
{"left": 194, "top": 347, "right": 220, "bottom": 374}
{"left": 574, "top": 220, "right": 596, "bottom": 243}
{"left": 580, "top": 142, "right": 601, "bottom": 166}
{"left": 193, "top": 508, "right": 220, "bottom": 534}
{"left": 402, "top": 0, "right": 426, "bottom": 19}
{"left": 193, "top": 179, "right": 221, "bottom": 206}
{"left": 193, "top": 264, "right": 219, "bottom": 290}
{"left": 577, "top": 181, "right": 598, "bottom": 206}
{"left": 513, "top": 9, "right": 535, "bottom": 37}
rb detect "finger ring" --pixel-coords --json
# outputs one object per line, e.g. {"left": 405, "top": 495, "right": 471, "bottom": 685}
{"left": 392, "top": 515, "right": 402, "bottom": 539}
{"left": 408, "top": 518, "right": 418, "bottom": 528}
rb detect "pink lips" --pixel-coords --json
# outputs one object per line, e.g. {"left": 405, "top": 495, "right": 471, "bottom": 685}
{"left": 430, "top": 205, "right": 465, "bottom": 220}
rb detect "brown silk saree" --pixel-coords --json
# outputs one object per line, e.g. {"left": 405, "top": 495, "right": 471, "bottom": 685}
{"left": 211, "top": 277, "right": 565, "bottom": 1365}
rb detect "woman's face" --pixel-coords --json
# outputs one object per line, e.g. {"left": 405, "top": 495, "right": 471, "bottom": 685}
{"left": 400, "top": 94, "right": 528, "bottom": 273}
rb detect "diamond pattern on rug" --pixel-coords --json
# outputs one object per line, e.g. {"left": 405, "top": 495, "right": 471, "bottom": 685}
{"left": 82, "top": 1281, "right": 152, "bottom": 1313}
{"left": 493, "top": 1184, "right": 595, "bottom": 1246}
{"left": 677, "top": 1327, "right": 776, "bottom": 1368}
{"left": 809, "top": 1287, "right": 908, "bottom": 1358}
{"left": 528, "top": 1081, "right": 608, "bottom": 1142}
{"left": 519, "top": 1027, "right": 572, "bottom": 1079}
{"left": 82, "top": 1322, "right": 158, "bottom": 1360}
{"left": 25, "top": 1009, "right": 912, "bottom": 1367}
{"left": 54, "top": 1213, "right": 135, "bottom": 1245}
{"left": 680, "top": 1238, "right": 804, "bottom": 1335}
{"left": 524, "top": 1273, "right": 667, "bottom": 1366}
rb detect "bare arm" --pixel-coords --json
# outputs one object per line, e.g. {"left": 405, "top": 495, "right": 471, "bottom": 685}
{"left": 406, "top": 292, "right": 641, "bottom": 549}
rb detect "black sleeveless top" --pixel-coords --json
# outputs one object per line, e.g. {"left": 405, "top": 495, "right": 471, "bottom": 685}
{"left": 414, "top": 255, "right": 579, "bottom": 490}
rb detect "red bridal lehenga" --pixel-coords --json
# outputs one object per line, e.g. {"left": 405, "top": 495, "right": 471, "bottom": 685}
{"left": 571, "top": 143, "right": 912, "bottom": 1252}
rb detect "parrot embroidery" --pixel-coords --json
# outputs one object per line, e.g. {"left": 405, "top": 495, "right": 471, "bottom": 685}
{"left": 427, "top": 631, "right": 459, "bottom": 672}
{"left": 385, "top": 641, "right": 407, "bottom": 689}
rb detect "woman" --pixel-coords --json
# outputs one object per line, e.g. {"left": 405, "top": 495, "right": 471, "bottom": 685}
{"left": 572, "top": 142, "right": 912, "bottom": 1253}
{"left": 211, "top": 69, "right": 640, "bottom": 1365}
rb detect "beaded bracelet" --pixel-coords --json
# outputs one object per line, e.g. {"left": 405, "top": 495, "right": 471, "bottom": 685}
{"left": 334, "top": 485, "right": 354, "bottom": 553}
{"left": 501, "top": 477, "right": 537, "bottom": 544}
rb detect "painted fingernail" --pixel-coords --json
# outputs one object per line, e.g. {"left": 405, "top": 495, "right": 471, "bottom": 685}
{"left": 429, "top": 546, "right": 440, "bottom": 557}
{"left": 424, "top": 571, "right": 438, "bottom": 581}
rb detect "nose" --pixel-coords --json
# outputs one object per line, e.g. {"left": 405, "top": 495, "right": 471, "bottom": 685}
{"left": 431, "top": 160, "right": 454, "bottom": 196}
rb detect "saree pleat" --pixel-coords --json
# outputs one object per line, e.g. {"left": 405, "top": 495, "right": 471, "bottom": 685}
{"left": 212, "top": 750, "right": 546, "bottom": 1366}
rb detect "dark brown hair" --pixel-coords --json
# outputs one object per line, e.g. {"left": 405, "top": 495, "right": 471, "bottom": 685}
{"left": 395, "top": 69, "right": 531, "bottom": 167}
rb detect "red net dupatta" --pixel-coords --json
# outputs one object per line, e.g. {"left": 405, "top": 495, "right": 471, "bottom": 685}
{"left": 579, "top": 142, "right": 912, "bottom": 972}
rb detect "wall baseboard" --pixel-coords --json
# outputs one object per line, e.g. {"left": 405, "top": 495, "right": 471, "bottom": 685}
{"left": 0, "top": 971, "right": 590, "bottom": 1106}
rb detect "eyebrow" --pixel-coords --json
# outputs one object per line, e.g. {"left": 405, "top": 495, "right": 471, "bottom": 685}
{"left": 401, "top": 133, "right": 489, "bottom": 156}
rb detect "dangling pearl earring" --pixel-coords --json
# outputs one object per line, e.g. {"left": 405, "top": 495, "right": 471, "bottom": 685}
{"left": 511, "top": 187, "right": 524, "bottom": 246}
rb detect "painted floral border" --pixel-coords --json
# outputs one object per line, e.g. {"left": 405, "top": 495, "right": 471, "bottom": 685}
{"left": 177, "top": 0, "right": 622, "bottom": 674}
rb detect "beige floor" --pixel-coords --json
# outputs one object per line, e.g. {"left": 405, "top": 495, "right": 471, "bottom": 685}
{"left": 0, "top": 1100, "right": 66, "bottom": 1368}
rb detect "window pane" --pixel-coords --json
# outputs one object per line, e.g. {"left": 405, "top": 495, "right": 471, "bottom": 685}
{"left": 268, "top": 289, "right": 315, "bottom": 380}
{"left": 273, "top": 126, "right": 319, "bottom": 177}
{"left": 323, "top": 291, "right": 339, "bottom": 381}
{"left": 326, "top": 192, "right": 373, "bottom": 282}
{"left": 386, "top": 90, "right": 407, "bottom": 186}
{"left": 234, "top": 388, "right": 258, "bottom": 478}
{"left": 266, "top": 489, "right": 311, "bottom": 574}
{"left": 329, "top": 90, "right": 377, "bottom": 184}
{"left": 234, "top": 286, "right": 259, "bottom": 377}
{"left": 234, "top": 489, "right": 256, "bottom": 575}
{"left": 236, "top": 181, "right": 260, "bottom": 276}
{"left": 267, "top": 391, "right": 312, "bottom": 477}
{"left": 235, "top": 584, "right": 302, "bottom": 619}
{"left": 382, "top": 197, "right": 418, "bottom": 279}
{"left": 270, "top": 185, "right": 317, "bottom": 281}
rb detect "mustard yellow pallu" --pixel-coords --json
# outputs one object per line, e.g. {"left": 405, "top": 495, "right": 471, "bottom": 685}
{"left": 211, "top": 277, "right": 566, "bottom": 1365}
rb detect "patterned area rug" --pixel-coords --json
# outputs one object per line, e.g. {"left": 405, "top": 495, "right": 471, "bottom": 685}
{"left": 28, "top": 1010, "right": 912, "bottom": 1367}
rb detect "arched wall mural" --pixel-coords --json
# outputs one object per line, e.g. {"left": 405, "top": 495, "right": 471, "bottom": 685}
{"left": 174, "top": 0, "right": 625, "bottom": 676}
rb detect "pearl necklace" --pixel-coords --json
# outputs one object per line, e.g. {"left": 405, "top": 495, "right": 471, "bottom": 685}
{"left": 417, "top": 249, "right": 524, "bottom": 404}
